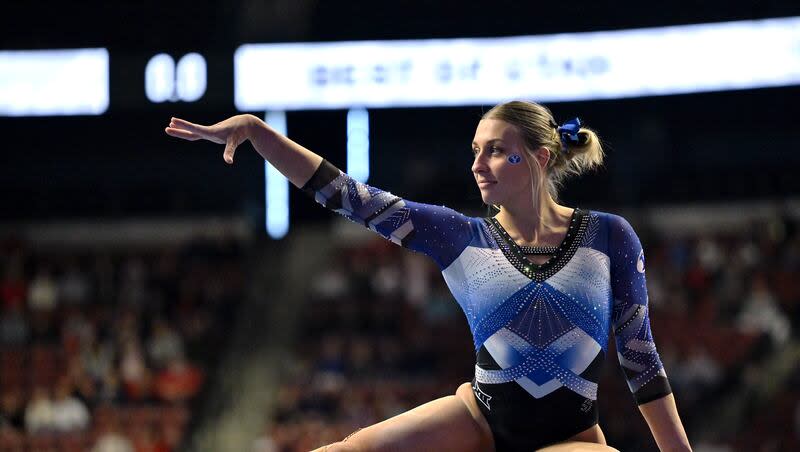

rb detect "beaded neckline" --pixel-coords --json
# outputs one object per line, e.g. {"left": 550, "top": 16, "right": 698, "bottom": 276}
{"left": 518, "top": 245, "right": 560, "bottom": 255}
{"left": 484, "top": 207, "right": 589, "bottom": 282}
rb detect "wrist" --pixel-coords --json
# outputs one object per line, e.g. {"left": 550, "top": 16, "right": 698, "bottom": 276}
{"left": 241, "top": 114, "right": 260, "bottom": 139}
{"left": 243, "top": 114, "right": 273, "bottom": 142}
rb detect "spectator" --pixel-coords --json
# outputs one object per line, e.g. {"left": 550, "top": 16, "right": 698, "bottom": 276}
{"left": 313, "top": 264, "right": 350, "bottom": 300}
{"left": 147, "top": 318, "right": 184, "bottom": 370}
{"left": 132, "top": 424, "right": 170, "bottom": 452}
{"left": 50, "top": 378, "right": 90, "bottom": 432}
{"left": 119, "top": 338, "right": 151, "bottom": 401}
{"left": 736, "top": 273, "right": 791, "bottom": 345}
{"left": 59, "top": 260, "right": 92, "bottom": 305}
{"left": 27, "top": 266, "right": 58, "bottom": 312}
{"left": 0, "top": 389, "right": 25, "bottom": 432}
{"left": 62, "top": 309, "right": 95, "bottom": 355}
{"left": 670, "top": 345, "right": 722, "bottom": 404}
{"left": 696, "top": 236, "right": 724, "bottom": 274}
{"left": 24, "top": 387, "right": 54, "bottom": 433}
{"left": 82, "top": 336, "right": 116, "bottom": 384}
{"left": 98, "top": 368, "right": 122, "bottom": 403}
{"left": 72, "top": 366, "right": 100, "bottom": 405}
{"left": 153, "top": 354, "right": 203, "bottom": 403}
{"left": 1, "top": 260, "right": 26, "bottom": 311}
{"left": 92, "top": 420, "right": 135, "bottom": 452}
{"left": 0, "top": 304, "right": 29, "bottom": 345}
{"left": 370, "top": 261, "right": 402, "bottom": 297}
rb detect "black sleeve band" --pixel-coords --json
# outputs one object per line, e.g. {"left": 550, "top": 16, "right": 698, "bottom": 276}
{"left": 634, "top": 375, "right": 673, "bottom": 405}
{"left": 301, "top": 159, "right": 341, "bottom": 198}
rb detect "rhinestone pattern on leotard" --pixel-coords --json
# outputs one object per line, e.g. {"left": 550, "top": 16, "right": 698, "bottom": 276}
{"left": 485, "top": 208, "right": 589, "bottom": 282}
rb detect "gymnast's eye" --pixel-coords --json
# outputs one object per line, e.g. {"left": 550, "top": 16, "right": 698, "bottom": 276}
{"left": 490, "top": 146, "right": 503, "bottom": 155}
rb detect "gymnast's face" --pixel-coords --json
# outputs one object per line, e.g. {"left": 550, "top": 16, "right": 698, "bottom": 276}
{"left": 471, "top": 118, "right": 538, "bottom": 207}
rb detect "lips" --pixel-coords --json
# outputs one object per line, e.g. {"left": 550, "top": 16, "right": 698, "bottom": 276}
{"left": 477, "top": 181, "right": 497, "bottom": 187}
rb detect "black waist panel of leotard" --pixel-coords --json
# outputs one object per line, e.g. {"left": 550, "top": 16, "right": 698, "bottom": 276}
{"left": 472, "top": 346, "right": 604, "bottom": 452}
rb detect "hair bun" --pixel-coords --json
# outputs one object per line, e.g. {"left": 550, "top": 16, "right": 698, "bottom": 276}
{"left": 576, "top": 130, "right": 590, "bottom": 146}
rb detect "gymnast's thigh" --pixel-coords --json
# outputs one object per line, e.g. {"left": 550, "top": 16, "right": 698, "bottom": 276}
{"left": 320, "top": 385, "right": 494, "bottom": 452}
{"left": 537, "top": 442, "right": 620, "bottom": 452}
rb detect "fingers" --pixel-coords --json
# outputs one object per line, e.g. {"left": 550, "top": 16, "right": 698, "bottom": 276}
{"left": 164, "top": 126, "right": 201, "bottom": 141}
{"left": 165, "top": 117, "right": 204, "bottom": 140}
{"left": 169, "top": 117, "right": 205, "bottom": 133}
{"left": 164, "top": 117, "right": 212, "bottom": 140}
{"left": 167, "top": 117, "right": 229, "bottom": 145}
{"left": 223, "top": 137, "right": 238, "bottom": 164}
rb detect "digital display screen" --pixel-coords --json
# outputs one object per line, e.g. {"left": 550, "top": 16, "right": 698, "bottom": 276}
{"left": 234, "top": 16, "right": 800, "bottom": 110}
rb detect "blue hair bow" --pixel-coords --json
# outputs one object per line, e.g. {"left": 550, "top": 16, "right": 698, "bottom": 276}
{"left": 557, "top": 117, "right": 582, "bottom": 152}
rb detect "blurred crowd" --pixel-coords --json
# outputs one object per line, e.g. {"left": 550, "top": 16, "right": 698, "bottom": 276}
{"left": 3, "top": 209, "right": 795, "bottom": 452}
{"left": 0, "top": 235, "right": 246, "bottom": 452}
{"left": 254, "top": 211, "right": 800, "bottom": 452}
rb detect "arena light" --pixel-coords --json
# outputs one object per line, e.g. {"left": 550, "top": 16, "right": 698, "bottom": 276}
{"left": 264, "top": 111, "right": 289, "bottom": 239}
{"left": 347, "top": 108, "right": 370, "bottom": 183}
{"left": 234, "top": 16, "right": 800, "bottom": 110}
{"left": 0, "top": 48, "right": 109, "bottom": 116}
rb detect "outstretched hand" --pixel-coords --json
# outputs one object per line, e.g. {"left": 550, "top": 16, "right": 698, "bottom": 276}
{"left": 165, "top": 115, "right": 256, "bottom": 164}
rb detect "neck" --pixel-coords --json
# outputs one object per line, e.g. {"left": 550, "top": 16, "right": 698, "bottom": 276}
{"left": 495, "top": 194, "right": 573, "bottom": 245}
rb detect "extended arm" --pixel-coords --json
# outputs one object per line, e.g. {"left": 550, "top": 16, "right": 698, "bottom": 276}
{"left": 639, "top": 394, "right": 691, "bottom": 452}
{"left": 165, "top": 114, "right": 476, "bottom": 268}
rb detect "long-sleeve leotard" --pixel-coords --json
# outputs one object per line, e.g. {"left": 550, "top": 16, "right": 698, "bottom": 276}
{"left": 302, "top": 160, "right": 671, "bottom": 451}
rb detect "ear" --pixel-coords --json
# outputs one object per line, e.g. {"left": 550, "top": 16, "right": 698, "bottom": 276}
{"left": 532, "top": 147, "right": 550, "bottom": 169}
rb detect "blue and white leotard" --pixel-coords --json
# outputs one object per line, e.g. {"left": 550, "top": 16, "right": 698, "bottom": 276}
{"left": 302, "top": 160, "right": 671, "bottom": 451}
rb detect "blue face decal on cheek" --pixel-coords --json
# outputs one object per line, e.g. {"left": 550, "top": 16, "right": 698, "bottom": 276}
{"left": 508, "top": 154, "right": 522, "bottom": 164}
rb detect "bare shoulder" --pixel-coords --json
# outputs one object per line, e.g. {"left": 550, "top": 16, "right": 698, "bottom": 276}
{"left": 537, "top": 442, "right": 620, "bottom": 452}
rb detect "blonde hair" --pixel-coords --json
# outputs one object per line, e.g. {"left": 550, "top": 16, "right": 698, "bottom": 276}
{"left": 482, "top": 100, "right": 605, "bottom": 206}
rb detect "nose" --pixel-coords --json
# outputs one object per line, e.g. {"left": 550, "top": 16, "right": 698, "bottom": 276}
{"left": 471, "top": 153, "right": 488, "bottom": 175}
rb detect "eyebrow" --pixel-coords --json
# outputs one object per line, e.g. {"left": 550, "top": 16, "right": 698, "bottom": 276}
{"left": 471, "top": 138, "right": 505, "bottom": 147}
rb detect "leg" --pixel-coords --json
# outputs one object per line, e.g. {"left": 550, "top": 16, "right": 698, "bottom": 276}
{"left": 315, "top": 383, "right": 494, "bottom": 452}
{"left": 537, "top": 442, "right": 619, "bottom": 452}
{"left": 566, "top": 424, "right": 608, "bottom": 445}
{"left": 537, "top": 425, "right": 618, "bottom": 452}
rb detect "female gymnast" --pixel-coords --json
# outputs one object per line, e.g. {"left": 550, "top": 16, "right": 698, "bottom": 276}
{"left": 165, "top": 101, "right": 691, "bottom": 452}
